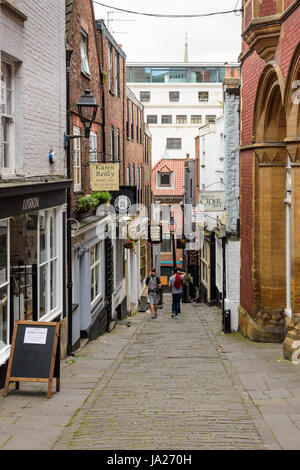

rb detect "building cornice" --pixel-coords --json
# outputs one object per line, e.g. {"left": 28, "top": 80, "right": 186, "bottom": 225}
{"left": 242, "top": 0, "right": 300, "bottom": 62}
{"left": 0, "top": 0, "right": 27, "bottom": 21}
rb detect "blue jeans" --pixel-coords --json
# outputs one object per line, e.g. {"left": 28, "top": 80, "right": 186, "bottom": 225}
{"left": 172, "top": 293, "right": 182, "bottom": 315}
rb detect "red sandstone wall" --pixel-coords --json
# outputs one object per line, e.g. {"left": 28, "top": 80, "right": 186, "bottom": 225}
{"left": 240, "top": 0, "right": 300, "bottom": 317}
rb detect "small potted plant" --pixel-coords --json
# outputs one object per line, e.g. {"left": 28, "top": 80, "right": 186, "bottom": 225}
{"left": 92, "top": 191, "right": 112, "bottom": 206}
{"left": 123, "top": 237, "right": 136, "bottom": 254}
{"left": 77, "top": 192, "right": 112, "bottom": 218}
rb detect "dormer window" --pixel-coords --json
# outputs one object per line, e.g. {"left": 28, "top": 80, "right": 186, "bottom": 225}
{"left": 159, "top": 172, "right": 172, "bottom": 187}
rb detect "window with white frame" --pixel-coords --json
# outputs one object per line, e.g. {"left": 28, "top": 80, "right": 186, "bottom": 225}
{"left": 127, "top": 164, "right": 130, "bottom": 185}
{"left": 73, "top": 126, "right": 81, "bottom": 191}
{"left": 136, "top": 107, "right": 139, "bottom": 142}
{"left": 110, "top": 125, "right": 114, "bottom": 161}
{"left": 131, "top": 102, "right": 134, "bottom": 139}
{"left": 39, "top": 209, "right": 58, "bottom": 318}
{"left": 191, "top": 115, "right": 202, "bottom": 124}
{"left": 89, "top": 131, "right": 97, "bottom": 163}
{"left": 198, "top": 91, "right": 209, "bottom": 102}
{"left": 108, "top": 45, "right": 114, "bottom": 93}
{"left": 0, "top": 219, "right": 9, "bottom": 349}
{"left": 162, "top": 115, "right": 172, "bottom": 124}
{"left": 90, "top": 242, "right": 102, "bottom": 305}
{"left": 1, "top": 60, "right": 14, "bottom": 171}
{"left": 81, "top": 30, "right": 90, "bottom": 76}
{"left": 166, "top": 138, "right": 181, "bottom": 149}
{"left": 115, "top": 52, "right": 120, "bottom": 97}
{"left": 206, "top": 115, "right": 216, "bottom": 124}
{"left": 158, "top": 171, "right": 172, "bottom": 187}
{"left": 116, "top": 129, "right": 120, "bottom": 161}
{"left": 176, "top": 115, "right": 187, "bottom": 124}
{"left": 169, "top": 91, "right": 180, "bottom": 102}
{"left": 140, "top": 91, "right": 150, "bottom": 102}
{"left": 147, "top": 115, "right": 157, "bottom": 124}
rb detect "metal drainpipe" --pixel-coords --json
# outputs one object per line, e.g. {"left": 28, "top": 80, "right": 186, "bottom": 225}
{"left": 66, "top": 48, "right": 73, "bottom": 356}
{"left": 99, "top": 29, "right": 106, "bottom": 162}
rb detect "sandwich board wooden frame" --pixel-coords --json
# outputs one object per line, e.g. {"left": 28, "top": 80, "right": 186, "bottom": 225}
{"left": 3, "top": 321, "right": 60, "bottom": 399}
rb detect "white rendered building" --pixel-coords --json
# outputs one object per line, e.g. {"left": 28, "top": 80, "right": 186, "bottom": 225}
{"left": 126, "top": 62, "right": 239, "bottom": 165}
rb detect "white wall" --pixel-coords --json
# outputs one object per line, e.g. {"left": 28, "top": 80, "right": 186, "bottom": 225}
{"left": 198, "top": 116, "right": 224, "bottom": 231}
{"left": 1, "top": 0, "right": 66, "bottom": 179}
{"left": 128, "top": 82, "right": 223, "bottom": 165}
{"left": 225, "top": 239, "right": 240, "bottom": 331}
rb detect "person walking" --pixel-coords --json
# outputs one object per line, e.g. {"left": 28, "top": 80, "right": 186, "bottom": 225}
{"left": 169, "top": 268, "right": 185, "bottom": 318}
{"left": 146, "top": 267, "right": 161, "bottom": 319}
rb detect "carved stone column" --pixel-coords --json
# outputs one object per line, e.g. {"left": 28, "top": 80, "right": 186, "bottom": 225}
{"left": 252, "top": 146, "right": 286, "bottom": 342}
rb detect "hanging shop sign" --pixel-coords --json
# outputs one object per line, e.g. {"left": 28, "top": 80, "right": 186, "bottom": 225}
{"left": 198, "top": 191, "right": 225, "bottom": 212}
{"left": 148, "top": 224, "right": 163, "bottom": 244}
{"left": 4, "top": 321, "right": 60, "bottom": 399}
{"left": 191, "top": 207, "right": 204, "bottom": 223}
{"left": 110, "top": 186, "right": 137, "bottom": 213}
{"left": 91, "top": 163, "right": 119, "bottom": 191}
{"left": 187, "top": 250, "right": 200, "bottom": 266}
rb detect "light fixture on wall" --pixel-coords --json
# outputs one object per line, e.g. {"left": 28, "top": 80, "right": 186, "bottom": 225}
{"left": 77, "top": 89, "right": 98, "bottom": 138}
{"left": 64, "top": 89, "right": 98, "bottom": 148}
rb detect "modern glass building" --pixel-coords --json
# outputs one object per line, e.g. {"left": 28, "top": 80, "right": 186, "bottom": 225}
{"left": 126, "top": 63, "right": 239, "bottom": 84}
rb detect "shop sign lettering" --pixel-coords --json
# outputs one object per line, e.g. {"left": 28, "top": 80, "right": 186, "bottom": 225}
{"left": 22, "top": 197, "right": 40, "bottom": 211}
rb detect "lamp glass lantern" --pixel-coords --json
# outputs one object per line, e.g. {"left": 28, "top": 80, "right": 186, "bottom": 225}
{"left": 169, "top": 216, "right": 176, "bottom": 234}
{"left": 77, "top": 89, "right": 98, "bottom": 138}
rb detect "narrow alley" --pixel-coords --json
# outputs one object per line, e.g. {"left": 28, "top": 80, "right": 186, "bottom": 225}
{"left": 3, "top": 296, "right": 295, "bottom": 451}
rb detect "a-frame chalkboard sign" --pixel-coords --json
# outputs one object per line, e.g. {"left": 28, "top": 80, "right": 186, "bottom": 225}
{"left": 3, "top": 321, "right": 60, "bottom": 399}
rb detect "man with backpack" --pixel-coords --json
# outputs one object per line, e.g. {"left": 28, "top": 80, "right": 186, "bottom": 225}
{"left": 146, "top": 268, "right": 161, "bottom": 319}
{"left": 169, "top": 268, "right": 185, "bottom": 318}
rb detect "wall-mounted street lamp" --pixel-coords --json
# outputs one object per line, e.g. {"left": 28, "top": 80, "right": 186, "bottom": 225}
{"left": 64, "top": 89, "right": 98, "bottom": 148}
{"left": 65, "top": 51, "right": 98, "bottom": 355}
{"left": 77, "top": 89, "right": 98, "bottom": 138}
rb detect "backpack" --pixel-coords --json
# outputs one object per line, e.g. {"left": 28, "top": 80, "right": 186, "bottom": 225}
{"left": 174, "top": 273, "right": 182, "bottom": 289}
{"left": 148, "top": 275, "right": 158, "bottom": 292}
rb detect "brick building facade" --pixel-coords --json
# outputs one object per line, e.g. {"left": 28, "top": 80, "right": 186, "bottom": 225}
{"left": 239, "top": 0, "right": 300, "bottom": 359}
{"left": 66, "top": 0, "right": 102, "bottom": 211}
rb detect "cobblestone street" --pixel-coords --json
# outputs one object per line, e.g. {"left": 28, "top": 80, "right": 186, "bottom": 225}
{"left": 54, "top": 297, "right": 268, "bottom": 450}
{"left": 4, "top": 296, "right": 300, "bottom": 450}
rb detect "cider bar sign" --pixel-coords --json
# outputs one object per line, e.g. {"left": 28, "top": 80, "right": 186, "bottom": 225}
{"left": 91, "top": 163, "right": 119, "bottom": 191}
{"left": 199, "top": 191, "right": 224, "bottom": 212}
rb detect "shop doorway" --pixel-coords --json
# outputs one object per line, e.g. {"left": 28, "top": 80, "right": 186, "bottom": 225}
{"left": 9, "top": 214, "right": 38, "bottom": 339}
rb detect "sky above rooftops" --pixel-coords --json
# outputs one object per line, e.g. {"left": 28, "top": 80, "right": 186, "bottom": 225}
{"left": 93, "top": 0, "right": 242, "bottom": 63}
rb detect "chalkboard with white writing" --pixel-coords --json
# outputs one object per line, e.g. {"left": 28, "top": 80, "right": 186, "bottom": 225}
{"left": 4, "top": 321, "right": 60, "bottom": 399}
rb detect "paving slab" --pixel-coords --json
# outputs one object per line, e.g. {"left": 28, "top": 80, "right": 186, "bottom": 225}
{"left": 0, "top": 299, "right": 299, "bottom": 450}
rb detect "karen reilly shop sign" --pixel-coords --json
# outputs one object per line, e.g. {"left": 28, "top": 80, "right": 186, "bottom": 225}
{"left": 91, "top": 163, "right": 119, "bottom": 191}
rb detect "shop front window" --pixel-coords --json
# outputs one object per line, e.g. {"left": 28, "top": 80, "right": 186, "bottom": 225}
{"left": 0, "top": 219, "right": 8, "bottom": 348}
{"left": 39, "top": 209, "right": 58, "bottom": 318}
{"left": 90, "top": 242, "right": 102, "bottom": 306}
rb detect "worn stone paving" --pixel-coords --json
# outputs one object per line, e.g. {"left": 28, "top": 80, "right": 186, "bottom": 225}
{"left": 55, "top": 299, "right": 267, "bottom": 450}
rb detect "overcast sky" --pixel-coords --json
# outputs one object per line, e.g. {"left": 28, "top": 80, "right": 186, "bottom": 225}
{"left": 93, "top": 0, "right": 242, "bottom": 63}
